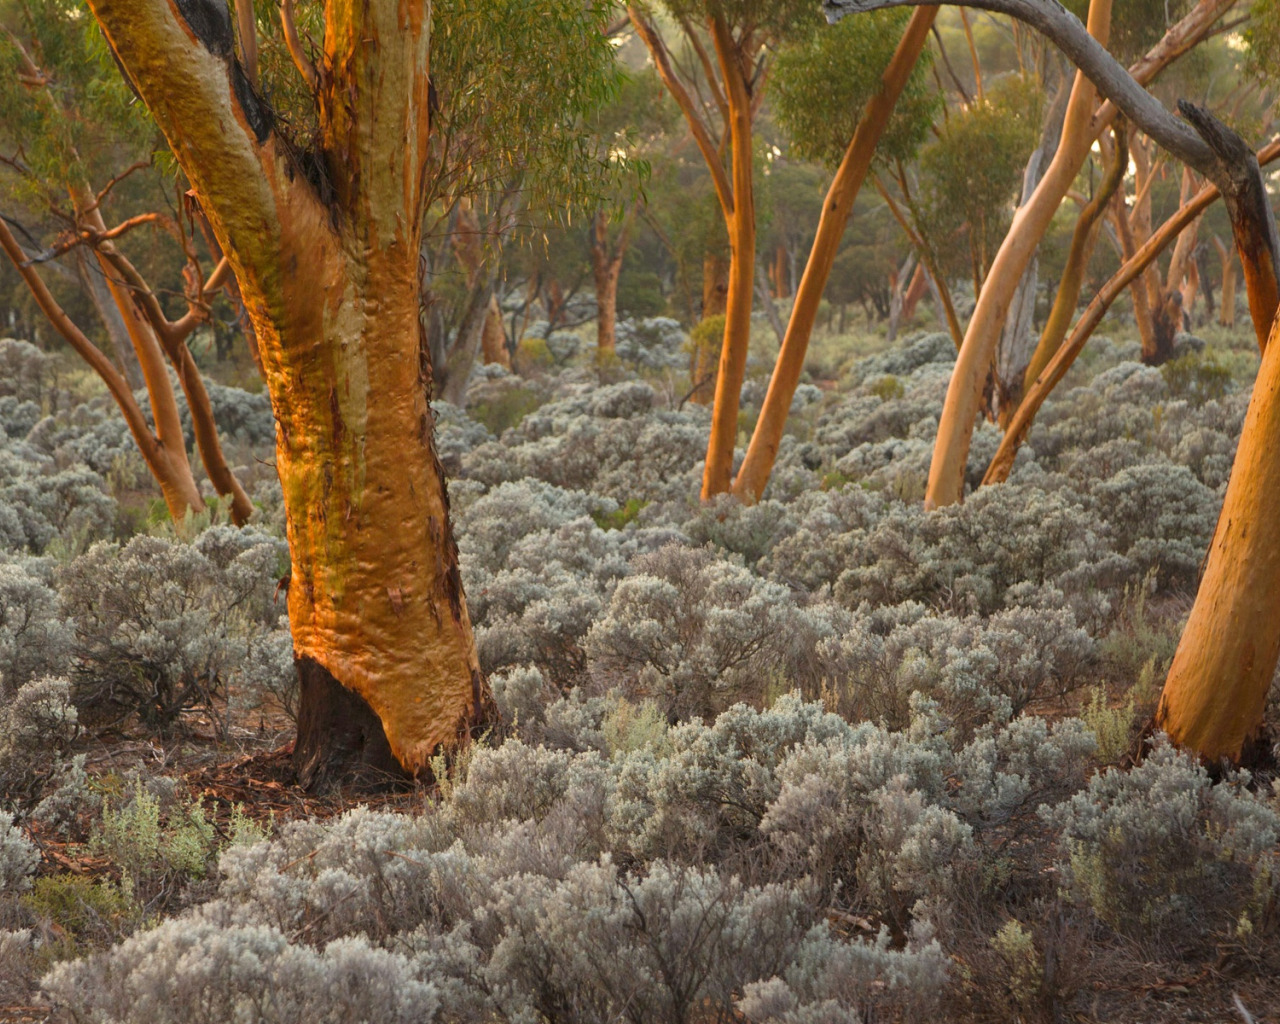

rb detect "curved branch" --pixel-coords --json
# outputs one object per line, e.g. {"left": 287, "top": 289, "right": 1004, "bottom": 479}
{"left": 826, "top": 0, "right": 1218, "bottom": 173}
{"left": 826, "top": 0, "right": 1278, "bottom": 357}
{"left": 984, "top": 136, "right": 1280, "bottom": 486}
{"left": 280, "top": 0, "right": 317, "bottom": 90}
{"left": 0, "top": 217, "right": 168, "bottom": 482}
{"left": 628, "top": 5, "right": 734, "bottom": 220}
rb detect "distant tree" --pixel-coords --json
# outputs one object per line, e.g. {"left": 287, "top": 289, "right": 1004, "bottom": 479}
{"left": 730, "top": 7, "right": 938, "bottom": 502}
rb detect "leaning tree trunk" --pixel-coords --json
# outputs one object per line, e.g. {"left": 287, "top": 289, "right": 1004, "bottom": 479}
{"left": 922, "top": 0, "right": 1112, "bottom": 508}
{"left": 1155, "top": 309, "right": 1280, "bottom": 763}
{"left": 731, "top": 5, "right": 937, "bottom": 503}
{"left": 1215, "top": 235, "right": 1238, "bottom": 326}
{"left": 88, "top": 0, "right": 490, "bottom": 787}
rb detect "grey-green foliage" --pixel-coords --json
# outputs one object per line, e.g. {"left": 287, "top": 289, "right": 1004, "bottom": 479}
{"left": 1050, "top": 738, "right": 1280, "bottom": 948}
{"left": 0, "top": 676, "right": 78, "bottom": 805}
{"left": 0, "top": 811, "right": 38, "bottom": 895}
{"left": 42, "top": 692, "right": 1105, "bottom": 1023}
{"left": 0, "top": 558, "right": 70, "bottom": 694}
{"left": 57, "top": 528, "right": 288, "bottom": 733}
{"left": 585, "top": 543, "right": 842, "bottom": 718}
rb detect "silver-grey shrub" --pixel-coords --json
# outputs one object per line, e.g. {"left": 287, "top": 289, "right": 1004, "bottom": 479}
{"left": 1049, "top": 738, "right": 1280, "bottom": 948}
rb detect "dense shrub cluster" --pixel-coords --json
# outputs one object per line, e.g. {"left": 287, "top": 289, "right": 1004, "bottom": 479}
{"left": 2, "top": 317, "right": 1277, "bottom": 1021}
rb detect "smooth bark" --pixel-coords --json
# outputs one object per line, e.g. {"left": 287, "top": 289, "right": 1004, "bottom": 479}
{"left": 982, "top": 138, "right": 1280, "bottom": 486}
{"left": 731, "top": 6, "right": 938, "bottom": 503}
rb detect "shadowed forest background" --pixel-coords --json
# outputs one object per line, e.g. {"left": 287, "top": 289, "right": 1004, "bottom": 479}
{"left": 2, "top": 0, "right": 1280, "bottom": 1021}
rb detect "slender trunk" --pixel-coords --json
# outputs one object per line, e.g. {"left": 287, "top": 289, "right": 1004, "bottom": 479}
{"left": 886, "top": 252, "right": 917, "bottom": 343}
{"left": 1155, "top": 308, "right": 1280, "bottom": 764}
{"left": 78, "top": 203, "right": 207, "bottom": 519}
{"left": 481, "top": 295, "right": 510, "bottom": 369}
{"left": 1215, "top": 235, "right": 1238, "bottom": 326}
{"left": 994, "top": 89, "right": 1069, "bottom": 423}
{"left": 0, "top": 217, "right": 200, "bottom": 522}
{"left": 730, "top": 7, "right": 938, "bottom": 503}
{"left": 590, "top": 207, "right": 630, "bottom": 362}
{"left": 1180, "top": 258, "right": 1200, "bottom": 325}
{"left": 1195, "top": 241, "right": 1215, "bottom": 320}
{"left": 1113, "top": 196, "right": 1161, "bottom": 360}
{"left": 984, "top": 138, "right": 1280, "bottom": 487}
{"left": 756, "top": 260, "right": 786, "bottom": 344}
{"left": 900, "top": 260, "right": 928, "bottom": 323}
{"left": 701, "top": 13, "right": 757, "bottom": 499}
{"left": 691, "top": 252, "right": 730, "bottom": 405}
{"left": 1020, "top": 124, "right": 1127, "bottom": 402}
{"left": 925, "top": 0, "right": 1112, "bottom": 509}
{"left": 74, "top": 247, "right": 144, "bottom": 390}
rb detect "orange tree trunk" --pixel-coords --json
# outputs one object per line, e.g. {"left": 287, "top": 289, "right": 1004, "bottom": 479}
{"left": 691, "top": 252, "right": 730, "bottom": 405}
{"left": 731, "top": 7, "right": 938, "bottom": 503}
{"left": 701, "top": 13, "right": 757, "bottom": 498}
{"left": 925, "top": 0, "right": 1112, "bottom": 509}
{"left": 1156, "top": 308, "right": 1280, "bottom": 763}
{"left": 481, "top": 295, "right": 510, "bottom": 369}
{"left": 1020, "top": 125, "right": 1127, "bottom": 405}
{"left": 88, "top": 0, "right": 490, "bottom": 786}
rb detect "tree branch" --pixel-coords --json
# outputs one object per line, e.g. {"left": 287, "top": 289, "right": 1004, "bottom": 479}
{"left": 984, "top": 136, "right": 1280, "bottom": 485}
{"left": 825, "top": 0, "right": 1277, "bottom": 348}
{"left": 628, "top": 5, "right": 734, "bottom": 220}
{"left": 280, "top": 0, "right": 317, "bottom": 90}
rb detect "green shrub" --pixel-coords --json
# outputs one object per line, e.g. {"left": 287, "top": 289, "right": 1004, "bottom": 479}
{"left": 1161, "top": 350, "right": 1232, "bottom": 404}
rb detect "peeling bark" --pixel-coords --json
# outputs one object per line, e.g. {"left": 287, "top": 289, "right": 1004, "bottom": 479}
{"left": 87, "top": 0, "right": 492, "bottom": 783}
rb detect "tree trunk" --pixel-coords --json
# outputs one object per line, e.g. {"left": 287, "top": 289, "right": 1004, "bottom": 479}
{"left": 700, "top": 13, "right": 757, "bottom": 499}
{"left": 1155, "top": 310, "right": 1280, "bottom": 764}
{"left": 886, "top": 252, "right": 917, "bottom": 343}
{"left": 1020, "top": 124, "right": 1127, "bottom": 404}
{"left": 1214, "top": 234, "right": 1237, "bottom": 327}
{"left": 730, "top": 6, "right": 938, "bottom": 503}
{"left": 983, "top": 138, "right": 1280, "bottom": 488}
{"left": 691, "top": 252, "right": 730, "bottom": 406}
{"left": 994, "top": 89, "right": 1068, "bottom": 423}
{"left": 924, "top": 0, "right": 1112, "bottom": 509}
{"left": 88, "top": 0, "right": 491, "bottom": 784}
{"left": 481, "top": 295, "right": 510, "bottom": 369}
{"left": 756, "top": 260, "right": 786, "bottom": 344}
{"left": 590, "top": 207, "right": 632, "bottom": 362}
{"left": 899, "top": 260, "right": 929, "bottom": 324}
{"left": 74, "top": 246, "right": 144, "bottom": 390}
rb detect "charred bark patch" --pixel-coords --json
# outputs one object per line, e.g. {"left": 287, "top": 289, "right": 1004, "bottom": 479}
{"left": 293, "top": 656, "right": 409, "bottom": 792}
{"left": 173, "top": 0, "right": 233, "bottom": 58}
{"left": 231, "top": 61, "right": 274, "bottom": 142}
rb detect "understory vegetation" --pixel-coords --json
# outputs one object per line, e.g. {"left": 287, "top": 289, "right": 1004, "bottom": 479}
{"left": 0, "top": 303, "right": 1277, "bottom": 1022}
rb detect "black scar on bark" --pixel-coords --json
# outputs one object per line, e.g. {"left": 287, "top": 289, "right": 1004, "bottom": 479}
{"left": 232, "top": 61, "right": 274, "bottom": 142}
{"left": 293, "top": 656, "right": 410, "bottom": 793}
{"left": 172, "top": 0, "right": 234, "bottom": 58}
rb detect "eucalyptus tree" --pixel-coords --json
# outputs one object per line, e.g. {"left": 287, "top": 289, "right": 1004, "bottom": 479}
{"left": 627, "top": 0, "right": 819, "bottom": 497}
{"left": 0, "top": 1, "right": 253, "bottom": 524}
{"left": 80, "top": 0, "right": 621, "bottom": 788}
{"left": 730, "top": 7, "right": 937, "bottom": 502}
{"left": 830, "top": 0, "right": 1280, "bottom": 766}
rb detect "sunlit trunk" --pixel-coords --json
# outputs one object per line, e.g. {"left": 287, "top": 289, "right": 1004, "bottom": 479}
{"left": 925, "top": 0, "right": 1111, "bottom": 509}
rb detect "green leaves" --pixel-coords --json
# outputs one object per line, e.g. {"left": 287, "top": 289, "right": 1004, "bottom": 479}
{"left": 772, "top": 10, "right": 939, "bottom": 170}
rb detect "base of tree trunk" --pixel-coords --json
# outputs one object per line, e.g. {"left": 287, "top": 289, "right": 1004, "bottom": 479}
{"left": 1130, "top": 715, "right": 1277, "bottom": 776}
{"left": 293, "top": 656, "right": 410, "bottom": 793}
